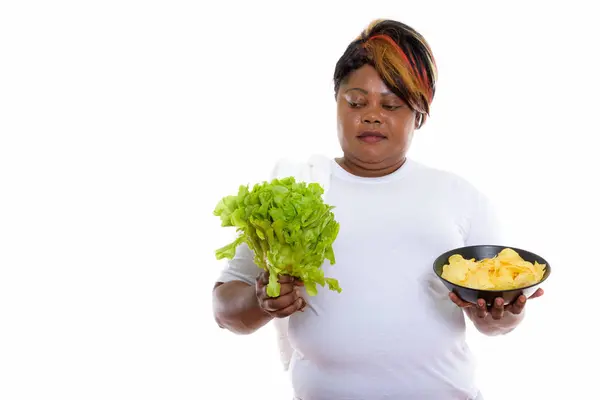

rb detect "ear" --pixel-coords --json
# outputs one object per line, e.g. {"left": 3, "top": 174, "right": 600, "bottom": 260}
{"left": 415, "top": 113, "right": 427, "bottom": 130}
{"left": 415, "top": 113, "right": 426, "bottom": 130}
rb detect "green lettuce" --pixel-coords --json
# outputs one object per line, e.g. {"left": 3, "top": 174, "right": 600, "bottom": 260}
{"left": 214, "top": 176, "right": 341, "bottom": 297}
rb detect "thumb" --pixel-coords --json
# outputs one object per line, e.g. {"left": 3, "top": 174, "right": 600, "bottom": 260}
{"left": 529, "top": 288, "right": 544, "bottom": 299}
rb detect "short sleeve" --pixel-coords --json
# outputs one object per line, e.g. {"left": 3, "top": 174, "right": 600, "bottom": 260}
{"left": 215, "top": 242, "right": 261, "bottom": 285}
{"left": 464, "top": 188, "right": 505, "bottom": 246}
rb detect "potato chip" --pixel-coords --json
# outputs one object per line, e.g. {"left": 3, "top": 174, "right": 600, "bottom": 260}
{"left": 440, "top": 248, "right": 546, "bottom": 290}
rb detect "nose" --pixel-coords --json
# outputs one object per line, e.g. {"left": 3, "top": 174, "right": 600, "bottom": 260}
{"left": 361, "top": 107, "right": 382, "bottom": 125}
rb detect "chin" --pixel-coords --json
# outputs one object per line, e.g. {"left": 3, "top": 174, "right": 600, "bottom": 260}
{"left": 348, "top": 149, "right": 389, "bottom": 165}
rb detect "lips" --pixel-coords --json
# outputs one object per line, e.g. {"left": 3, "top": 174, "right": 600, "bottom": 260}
{"left": 358, "top": 130, "right": 386, "bottom": 138}
{"left": 357, "top": 131, "right": 387, "bottom": 143}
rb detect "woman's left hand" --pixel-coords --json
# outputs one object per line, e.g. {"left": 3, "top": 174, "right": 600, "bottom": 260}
{"left": 449, "top": 288, "right": 544, "bottom": 320}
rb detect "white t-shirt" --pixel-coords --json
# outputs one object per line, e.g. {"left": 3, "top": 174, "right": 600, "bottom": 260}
{"left": 216, "top": 155, "right": 501, "bottom": 400}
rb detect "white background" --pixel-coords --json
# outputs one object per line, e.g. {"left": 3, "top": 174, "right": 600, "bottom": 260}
{"left": 1, "top": 1, "right": 599, "bottom": 399}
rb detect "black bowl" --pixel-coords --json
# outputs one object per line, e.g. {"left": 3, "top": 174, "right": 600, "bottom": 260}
{"left": 433, "top": 245, "right": 551, "bottom": 306}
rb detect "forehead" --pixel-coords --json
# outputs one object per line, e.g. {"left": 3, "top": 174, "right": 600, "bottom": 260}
{"left": 341, "top": 65, "right": 392, "bottom": 94}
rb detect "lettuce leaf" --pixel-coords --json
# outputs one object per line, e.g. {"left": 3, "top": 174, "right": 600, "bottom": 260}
{"left": 214, "top": 176, "right": 341, "bottom": 297}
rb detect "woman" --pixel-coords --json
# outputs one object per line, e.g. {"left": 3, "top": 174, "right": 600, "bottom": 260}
{"left": 212, "top": 19, "right": 543, "bottom": 400}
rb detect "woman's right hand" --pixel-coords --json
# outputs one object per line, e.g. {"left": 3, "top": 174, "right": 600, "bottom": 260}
{"left": 255, "top": 270, "right": 306, "bottom": 318}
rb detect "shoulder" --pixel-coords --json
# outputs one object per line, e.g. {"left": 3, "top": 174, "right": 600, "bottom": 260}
{"left": 408, "top": 159, "right": 490, "bottom": 206}
{"left": 408, "top": 159, "right": 476, "bottom": 189}
{"left": 410, "top": 160, "right": 501, "bottom": 240}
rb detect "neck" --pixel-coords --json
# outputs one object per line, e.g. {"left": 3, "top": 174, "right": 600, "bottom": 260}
{"left": 337, "top": 155, "right": 407, "bottom": 178}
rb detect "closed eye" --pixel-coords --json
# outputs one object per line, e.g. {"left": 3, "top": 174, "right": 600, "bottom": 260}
{"left": 383, "top": 105, "right": 403, "bottom": 111}
{"left": 348, "top": 101, "right": 365, "bottom": 108}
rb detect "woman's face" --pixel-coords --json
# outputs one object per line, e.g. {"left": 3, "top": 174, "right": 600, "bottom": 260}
{"left": 336, "top": 64, "right": 418, "bottom": 169}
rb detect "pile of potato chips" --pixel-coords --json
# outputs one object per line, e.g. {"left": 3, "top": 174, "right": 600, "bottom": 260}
{"left": 441, "top": 248, "right": 546, "bottom": 290}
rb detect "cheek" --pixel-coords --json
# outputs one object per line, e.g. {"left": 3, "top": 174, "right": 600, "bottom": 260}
{"left": 404, "top": 116, "right": 416, "bottom": 133}
{"left": 337, "top": 111, "right": 359, "bottom": 137}
{"left": 337, "top": 118, "right": 344, "bottom": 142}
{"left": 389, "top": 113, "right": 416, "bottom": 139}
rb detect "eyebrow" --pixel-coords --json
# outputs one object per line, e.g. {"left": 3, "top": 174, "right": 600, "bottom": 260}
{"left": 344, "top": 88, "right": 395, "bottom": 96}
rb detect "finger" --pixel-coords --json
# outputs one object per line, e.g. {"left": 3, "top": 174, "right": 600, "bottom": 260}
{"left": 529, "top": 288, "right": 544, "bottom": 299}
{"left": 298, "top": 297, "right": 307, "bottom": 312}
{"left": 294, "top": 280, "right": 305, "bottom": 286}
{"left": 449, "top": 292, "right": 473, "bottom": 308}
{"left": 491, "top": 297, "right": 505, "bottom": 320}
{"left": 256, "top": 272, "right": 294, "bottom": 293}
{"left": 277, "top": 275, "right": 295, "bottom": 284}
{"left": 255, "top": 276, "right": 268, "bottom": 299}
{"left": 256, "top": 270, "right": 270, "bottom": 286}
{"left": 508, "top": 295, "right": 527, "bottom": 315}
{"left": 262, "top": 288, "right": 300, "bottom": 312}
{"left": 257, "top": 278, "right": 298, "bottom": 301}
{"left": 277, "top": 282, "right": 296, "bottom": 297}
{"left": 475, "top": 299, "right": 488, "bottom": 318}
{"left": 270, "top": 297, "right": 305, "bottom": 318}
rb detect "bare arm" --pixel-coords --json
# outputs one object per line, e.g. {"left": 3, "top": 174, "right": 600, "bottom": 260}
{"left": 212, "top": 281, "right": 273, "bottom": 335}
